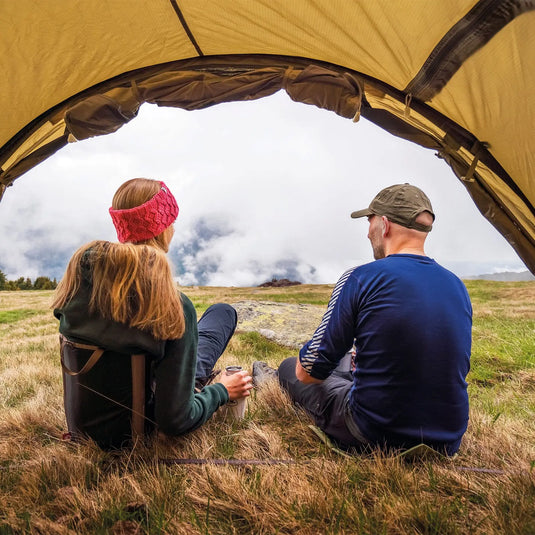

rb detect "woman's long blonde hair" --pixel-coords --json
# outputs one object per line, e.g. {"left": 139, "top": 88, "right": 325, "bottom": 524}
{"left": 52, "top": 179, "right": 185, "bottom": 340}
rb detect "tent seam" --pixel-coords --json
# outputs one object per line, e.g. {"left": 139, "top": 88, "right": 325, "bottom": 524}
{"left": 168, "top": 0, "right": 204, "bottom": 56}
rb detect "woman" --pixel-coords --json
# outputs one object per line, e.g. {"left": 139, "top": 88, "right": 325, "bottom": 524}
{"left": 53, "top": 178, "right": 252, "bottom": 449}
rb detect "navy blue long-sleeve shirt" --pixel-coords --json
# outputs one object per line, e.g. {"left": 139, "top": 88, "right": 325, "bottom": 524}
{"left": 299, "top": 254, "right": 472, "bottom": 455}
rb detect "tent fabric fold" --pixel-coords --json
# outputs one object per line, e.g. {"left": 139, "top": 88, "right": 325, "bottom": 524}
{"left": 64, "top": 65, "right": 364, "bottom": 142}
{"left": 65, "top": 93, "right": 141, "bottom": 141}
{"left": 0, "top": 1, "right": 534, "bottom": 272}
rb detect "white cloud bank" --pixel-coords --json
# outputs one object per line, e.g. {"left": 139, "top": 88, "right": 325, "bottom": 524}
{"left": 0, "top": 91, "right": 526, "bottom": 285}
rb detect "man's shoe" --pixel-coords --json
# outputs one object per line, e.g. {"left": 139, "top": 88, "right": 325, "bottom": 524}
{"left": 252, "top": 361, "right": 278, "bottom": 387}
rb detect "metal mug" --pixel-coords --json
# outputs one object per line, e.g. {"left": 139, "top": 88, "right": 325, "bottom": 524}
{"left": 223, "top": 365, "right": 247, "bottom": 420}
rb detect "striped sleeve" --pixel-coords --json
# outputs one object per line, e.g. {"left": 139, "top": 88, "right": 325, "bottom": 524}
{"left": 299, "top": 267, "right": 357, "bottom": 380}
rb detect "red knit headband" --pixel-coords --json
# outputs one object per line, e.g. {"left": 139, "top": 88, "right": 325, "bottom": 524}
{"left": 109, "top": 181, "right": 179, "bottom": 243}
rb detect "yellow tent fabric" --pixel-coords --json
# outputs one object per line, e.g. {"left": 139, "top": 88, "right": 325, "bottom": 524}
{"left": 1, "top": 1, "right": 534, "bottom": 272}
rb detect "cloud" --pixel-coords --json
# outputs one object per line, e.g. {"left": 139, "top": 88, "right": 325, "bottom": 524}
{"left": 0, "top": 91, "right": 526, "bottom": 283}
{"left": 170, "top": 215, "right": 318, "bottom": 286}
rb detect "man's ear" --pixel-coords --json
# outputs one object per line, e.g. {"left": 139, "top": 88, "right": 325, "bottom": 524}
{"left": 381, "top": 216, "right": 390, "bottom": 237}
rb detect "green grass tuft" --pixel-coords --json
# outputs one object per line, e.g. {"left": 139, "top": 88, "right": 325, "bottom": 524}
{"left": 0, "top": 309, "right": 40, "bottom": 324}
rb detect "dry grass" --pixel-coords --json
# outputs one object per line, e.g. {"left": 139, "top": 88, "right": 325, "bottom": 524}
{"left": 1, "top": 284, "right": 534, "bottom": 534}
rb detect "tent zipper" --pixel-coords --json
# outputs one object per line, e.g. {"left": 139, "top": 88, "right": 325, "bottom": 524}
{"left": 405, "top": 0, "right": 535, "bottom": 102}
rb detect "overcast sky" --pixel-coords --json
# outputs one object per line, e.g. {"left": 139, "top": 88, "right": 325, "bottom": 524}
{"left": 0, "top": 91, "right": 526, "bottom": 286}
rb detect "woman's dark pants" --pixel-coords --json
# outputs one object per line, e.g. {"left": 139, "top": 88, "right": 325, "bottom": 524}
{"left": 195, "top": 303, "right": 237, "bottom": 381}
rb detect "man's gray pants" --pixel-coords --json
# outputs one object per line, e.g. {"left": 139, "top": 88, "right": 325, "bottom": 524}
{"left": 278, "top": 356, "right": 369, "bottom": 450}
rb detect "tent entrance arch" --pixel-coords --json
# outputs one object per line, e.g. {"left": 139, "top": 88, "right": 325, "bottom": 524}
{"left": 1, "top": 2, "right": 534, "bottom": 272}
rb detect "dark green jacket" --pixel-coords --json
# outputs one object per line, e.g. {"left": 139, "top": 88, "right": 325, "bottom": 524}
{"left": 54, "top": 252, "right": 228, "bottom": 448}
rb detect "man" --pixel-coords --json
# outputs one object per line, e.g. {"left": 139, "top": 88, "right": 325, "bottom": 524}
{"left": 259, "top": 183, "right": 472, "bottom": 456}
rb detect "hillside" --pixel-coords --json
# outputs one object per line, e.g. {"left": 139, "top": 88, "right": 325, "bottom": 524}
{"left": 0, "top": 282, "right": 534, "bottom": 534}
{"left": 465, "top": 270, "right": 535, "bottom": 282}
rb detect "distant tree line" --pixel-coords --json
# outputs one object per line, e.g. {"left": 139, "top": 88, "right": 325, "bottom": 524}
{"left": 0, "top": 269, "right": 57, "bottom": 291}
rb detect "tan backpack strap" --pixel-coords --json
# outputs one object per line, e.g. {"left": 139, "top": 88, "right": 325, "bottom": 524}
{"left": 60, "top": 334, "right": 105, "bottom": 376}
{"left": 131, "top": 354, "right": 146, "bottom": 438}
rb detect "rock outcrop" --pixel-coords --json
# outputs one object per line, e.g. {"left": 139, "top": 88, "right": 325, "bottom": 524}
{"left": 232, "top": 300, "right": 325, "bottom": 349}
{"left": 258, "top": 278, "right": 302, "bottom": 287}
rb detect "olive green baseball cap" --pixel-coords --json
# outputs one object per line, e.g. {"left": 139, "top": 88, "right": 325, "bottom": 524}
{"left": 351, "top": 183, "right": 435, "bottom": 232}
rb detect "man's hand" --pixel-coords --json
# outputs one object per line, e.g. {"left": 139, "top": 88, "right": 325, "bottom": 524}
{"left": 295, "top": 359, "right": 324, "bottom": 384}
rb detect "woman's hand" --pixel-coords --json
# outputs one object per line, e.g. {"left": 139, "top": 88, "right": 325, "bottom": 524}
{"left": 219, "top": 370, "right": 253, "bottom": 401}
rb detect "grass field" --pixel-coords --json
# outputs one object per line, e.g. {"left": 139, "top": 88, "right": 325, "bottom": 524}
{"left": 0, "top": 282, "right": 534, "bottom": 534}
